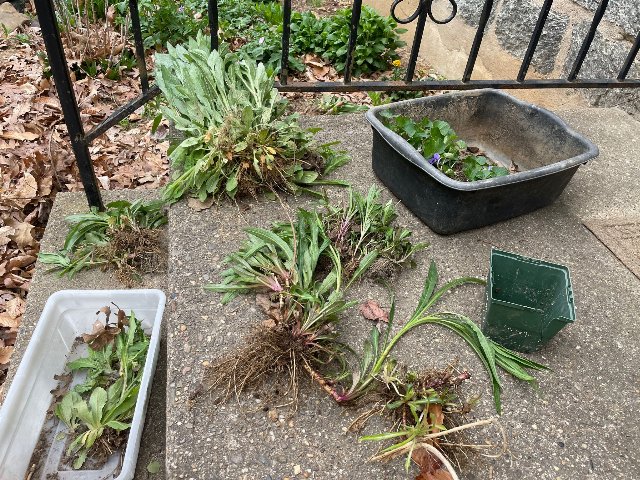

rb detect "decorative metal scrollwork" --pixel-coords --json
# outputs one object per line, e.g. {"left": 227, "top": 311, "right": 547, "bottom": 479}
{"left": 390, "top": 0, "right": 458, "bottom": 25}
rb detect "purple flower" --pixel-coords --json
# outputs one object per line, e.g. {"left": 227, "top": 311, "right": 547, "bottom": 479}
{"left": 429, "top": 153, "right": 441, "bottom": 165}
{"left": 178, "top": 6, "right": 184, "bottom": 12}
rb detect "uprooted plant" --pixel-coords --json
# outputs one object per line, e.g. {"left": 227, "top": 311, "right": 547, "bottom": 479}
{"left": 198, "top": 187, "right": 426, "bottom": 400}
{"left": 321, "top": 261, "right": 546, "bottom": 477}
{"left": 38, "top": 199, "right": 167, "bottom": 285}
{"left": 336, "top": 262, "right": 547, "bottom": 412}
{"left": 322, "top": 187, "right": 427, "bottom": 278}
{"left": 155, "top": 34, "right": 349, "bottom": 204}
{"left": 197, "top": 187, "right": 548, "bottom": 477}
{"left": 53, "top": 307, "right": 150, "bottom": 469}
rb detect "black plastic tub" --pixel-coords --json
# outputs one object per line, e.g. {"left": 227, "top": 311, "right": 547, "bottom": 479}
{"left": 366, "top": 90, "right": 599, "bottom": 234}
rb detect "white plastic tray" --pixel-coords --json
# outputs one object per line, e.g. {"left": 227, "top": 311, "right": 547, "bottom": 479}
{"left": 0, "top": 289, "right": 165, "bottom": 480}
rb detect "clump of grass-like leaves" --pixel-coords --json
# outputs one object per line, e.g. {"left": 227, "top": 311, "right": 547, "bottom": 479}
{"left": 323, "top": 187, "right": 426, "bottom": 278}
{"left": 38, "top": 200, "right": 167, "bottom": 285}
{"left": 155, "top": 33, "right": 349, "bottom": 204}
{"left": 199, "top": 187, "right": 426, "bottom": 399}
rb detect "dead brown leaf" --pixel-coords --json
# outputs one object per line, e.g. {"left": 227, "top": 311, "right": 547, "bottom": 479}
{"left": 0, "top": 346, "right": 14, "bottom": 366}
{"left": 187, "top": 196, "right": 215, "bottom": 211}
{"left": 0, "top": 130, "right": 40, "bottom": 141}
{"left": 412, "top": 445, "right": 452, "bottom": 480}
{"left": 359, "top": 299, "right": 389, "bottom": 323}
{"left": 0, "top": 313, "right": 20, "bottom": 329}
{"left": 5, "top": 219, "right": 35, "bottom": 249}
{"left": 428, "top": 403, "right": 444, "bottom": 435}
{"left": 5, "top": 172, "right": 38, "bottom": 209}
{"left": 3, "top": 296, "right": 24, "bottom": 318}
{"left": 82, "top": 319, "right": 121, "bottom": 350}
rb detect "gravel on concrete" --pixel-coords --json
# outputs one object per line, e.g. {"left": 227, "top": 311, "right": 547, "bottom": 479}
{"left": 165, "top": 107, "right": 640, "bottom": 479}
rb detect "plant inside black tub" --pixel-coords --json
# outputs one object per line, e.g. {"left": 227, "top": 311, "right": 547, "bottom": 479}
{"left": 366, "top": 90, "right": 599, "bottom": 234}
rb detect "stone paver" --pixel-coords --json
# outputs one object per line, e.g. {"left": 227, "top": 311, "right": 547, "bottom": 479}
{"left": 165, "top": 107, "right": 640, "bottom": 479}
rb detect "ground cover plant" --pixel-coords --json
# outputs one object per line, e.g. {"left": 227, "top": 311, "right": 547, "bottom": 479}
{"left": 53, "top": 306, "right": 149, "bottom": 469}
{"left": 38, "top": 199, "right": 167, "bottom": 285}
{"left": 156, "top": 34, "right": 349, "bottom": 203}
{"left": 380, "top": 111, "right": 512, "bottom": 182}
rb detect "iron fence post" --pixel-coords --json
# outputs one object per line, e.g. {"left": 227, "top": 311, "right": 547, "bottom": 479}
{"left": 34, "top": 0, "right": 104, "bottom": 210}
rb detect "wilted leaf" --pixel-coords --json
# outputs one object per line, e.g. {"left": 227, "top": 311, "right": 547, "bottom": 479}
{"left": 5, "top": 220, "right": 35, "bottom": 249}
{"left": 7, "top": 255, "right": 36, "bottom": 270}
{"left": 0, "top": 313, "right": 20, "bottom": 329}
{"left": 0, "top": 130, "right": 40, "bottom": 141}
{"left": 97, "top": 305, "right": 112, "bottom": 320}
{"left": 359, "top": 299, "right": 388, "bottom": 322}
{"left": 81, "top": 319, "right": 121, "bottom": 350}
{"left": 428, "top": 403, "right": 444, "bottom": 434}
{"left": 0, "top": 227, "right": 14, "bottom": 247}
{"left": 413, "top": 445, "right": 452, "bottom": 480}
{"left": 7, "top": 172, "right": 39, "bottom": 209}
{"left": 50, "top": 372, "right": 73, "bottom": 401}
{"left": 256, "top": 293, "right": 283, "bottom": 323}
{"left": 117, "top": 308, "right": 128, "bottom": 328}
{"left": 4, "top": 297, "right": 25, "bottom": 318}
{"left": 0, "top": 346, "right": 14, "bottom": 365}
{"left": 147, "top": 460, "right": 161, "bottom": 474}
{"left": 187, "top": 196, "right": 214, "bottom": 211}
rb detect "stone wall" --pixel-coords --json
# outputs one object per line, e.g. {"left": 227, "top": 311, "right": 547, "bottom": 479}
{"left": 455, "top": 0, "right": 639, "bottom": 115}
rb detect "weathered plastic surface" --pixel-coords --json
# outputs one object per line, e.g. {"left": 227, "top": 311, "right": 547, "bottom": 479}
{"left": 482, "top": 249, "right": 575, "bottom": 353}
{"left": 0, "top": 289, "right": 166, "bottom": 480}
{"left": 366, "top": 89, "right": 599, "bottom": 234}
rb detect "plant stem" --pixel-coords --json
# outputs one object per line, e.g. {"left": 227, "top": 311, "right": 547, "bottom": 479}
{"left": 302, "top": 360, "right": 344, "bottom": 403}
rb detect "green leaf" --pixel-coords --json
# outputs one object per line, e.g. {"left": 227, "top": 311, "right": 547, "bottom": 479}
{"left": 225, "top": 172, "right": 238, "bottom": 193}
{"left": 106, "top": 420, "right": 131, "bottom": 431}
{"left": 147, "top": 460, "right": 162, "bottom": 474}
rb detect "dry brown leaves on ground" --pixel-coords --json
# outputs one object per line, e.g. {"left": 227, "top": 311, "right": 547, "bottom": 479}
{"left": 0, "top": 18, "right": 169, "bottom": 391}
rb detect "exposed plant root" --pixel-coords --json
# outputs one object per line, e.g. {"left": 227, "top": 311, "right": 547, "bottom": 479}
{"left": 301, "top": 360, "right": 343, "bottom": 403}
{"left": 347, "top": 404, "right": 386, "bottom": 433}
{"left": 95, "top": 227, "right": 166, "bottom": 287}
{"left": 370, "top": 418, "right": 496, "bottom": 464}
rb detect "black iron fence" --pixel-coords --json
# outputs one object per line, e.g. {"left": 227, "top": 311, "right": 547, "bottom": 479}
{"left": 34, "top": 0, "right": 640, "bottom": 209}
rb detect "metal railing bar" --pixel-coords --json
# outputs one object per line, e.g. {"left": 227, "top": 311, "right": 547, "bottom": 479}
{"left": 275, "top": 78, "right": 640, "bottom": 92}
{"left": 35, "top": 0, "right": 104, "bottom": 209}
{"left": 462, "top": 0, "right": 494, "bottom": 82}
{"left": 279, "top": 0, "right": 292, "bottom": 85}
{"left": 208, "top": 0, "right": 219, "bottom": 50}
{"left": 85, "top": 85, "right": 161, "bottom": 143}
{"left": 129, "top": 0, "right": 148, "bottom": 92}
{"left": 343, "top": 0, "right": 363, "bottom": 83}
{"left": 618, "top": 31, "right": 640, "bottom": 80}
{"left": 568, "top": 0, "right": 608, "bottom": 81}
{"left": 405, "top": 0, "right": 428, "bottom": 82}
{"left": 517, "top": 0, "right": 554, "bottom": 82}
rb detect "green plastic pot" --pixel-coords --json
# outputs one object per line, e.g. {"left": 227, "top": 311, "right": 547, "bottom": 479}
{"left": 482, "top": 248, "right": 576, "bottom": 353}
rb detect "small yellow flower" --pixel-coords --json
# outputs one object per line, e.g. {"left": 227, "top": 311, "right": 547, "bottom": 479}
{"left": 392, "top": 59, "right": 401, "bottom": 67}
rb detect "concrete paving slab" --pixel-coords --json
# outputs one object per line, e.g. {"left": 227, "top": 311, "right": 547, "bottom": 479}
{"left": 166, "top": 107, "right": 640, "bottom": 479}
{"left": 2, "top": 189, "right": 168, "bottom": 480}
